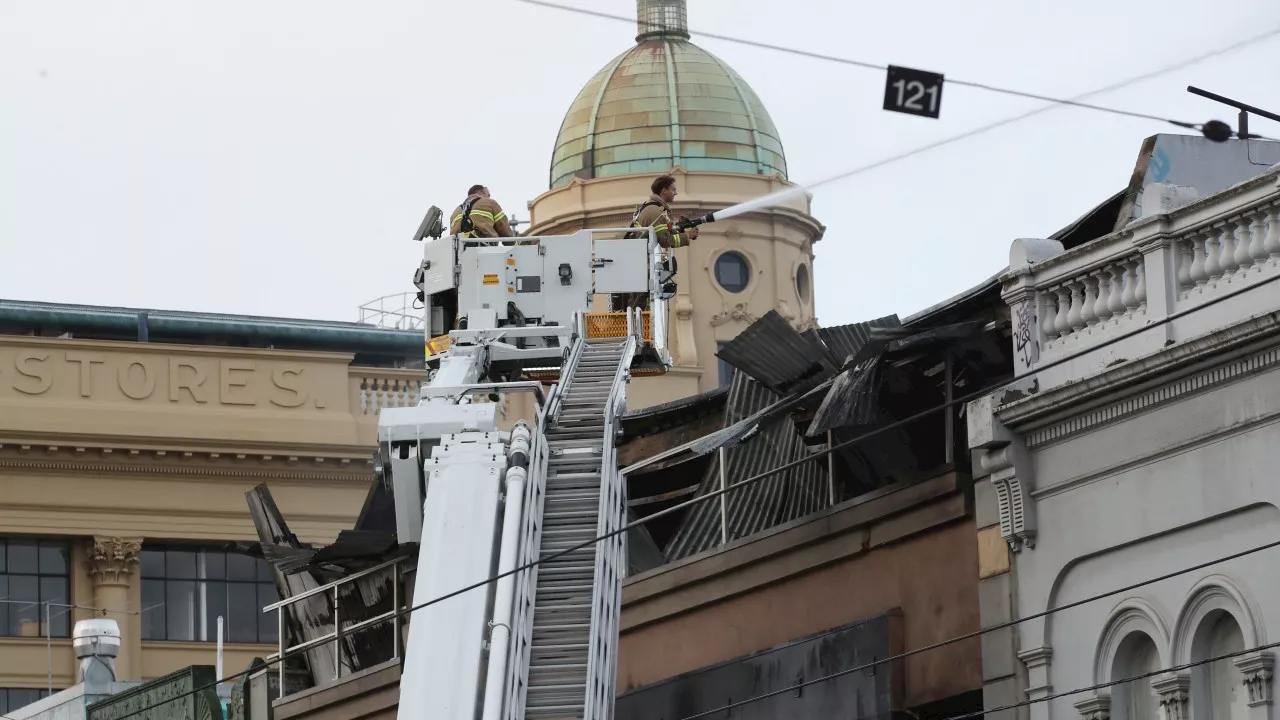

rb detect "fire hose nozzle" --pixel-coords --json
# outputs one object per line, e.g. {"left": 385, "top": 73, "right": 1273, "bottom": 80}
{"left": 674, "top": 212, "right": 716, "bottom": 232}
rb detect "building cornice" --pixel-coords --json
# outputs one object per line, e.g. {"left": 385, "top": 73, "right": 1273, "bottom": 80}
{"left": 997, "top": 309, "right": 1280, "bottom": 445}
{"left": 0, "top": 441, "right": 373, "bottom": 482}
{"left": 0, "top": 334, "right": 358, "bottom": 362}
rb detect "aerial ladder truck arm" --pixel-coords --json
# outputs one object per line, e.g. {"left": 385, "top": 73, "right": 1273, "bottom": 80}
{"left": 376, "top": 208, "right": 675, "bottom": 719}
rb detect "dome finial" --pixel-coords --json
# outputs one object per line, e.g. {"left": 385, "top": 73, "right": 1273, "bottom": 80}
{"left": 636, "top": 0, "right": 690, "bottom": 42}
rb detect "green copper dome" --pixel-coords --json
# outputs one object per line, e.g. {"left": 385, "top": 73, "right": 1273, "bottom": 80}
{"left": 549, "top": 35, "right": 788, "bottom": 189}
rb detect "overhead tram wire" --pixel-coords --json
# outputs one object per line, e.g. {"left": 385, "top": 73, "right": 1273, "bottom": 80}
{"left": 515, "top": 0, "right": 1280, "bottom": 136}
{"left": 100, "top": 28, "right": 1280, "bottom": 720}
{"left": 106, "top": 539, "right": 1280, "bottom": 720}
{"left": 107, "top": 249, "right": 1280, "bottom": 718}
{"left": 689, "top": 638, "right": 1280, "bottom": 720}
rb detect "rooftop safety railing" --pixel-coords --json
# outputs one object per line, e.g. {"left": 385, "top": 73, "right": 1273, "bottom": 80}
{"left": 262, "top": 555, "right": 412, "bottom": 698}
{"left": 1002, "top": 166, "right": 1280, "bottom": 391}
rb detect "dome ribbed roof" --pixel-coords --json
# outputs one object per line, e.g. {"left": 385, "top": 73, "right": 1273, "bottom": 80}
{"left": 549, "top": 38, "right": 788, "bottom": 189}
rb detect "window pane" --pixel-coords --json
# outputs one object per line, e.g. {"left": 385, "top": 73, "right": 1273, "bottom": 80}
{"left": 228, "top": 583, "right": 258, "bottom": 643}
{"left": 204, "top": 581, "right": 227, "bottom": 643}
{"left": 8, "top": 689, "right": 42, "bottom": 713}
{"left": 140, "top": 550, "right": 165, "bottom": 578}
{"left": 41, "top": 578, "right": 68, "bottom": 637}
{"left": 166, "top": 580, "right": 197, "bottom": 642}
{"left": 167, "top": 550, "right": 197, "bottom": 579}
{"left": 0, "top": 577, "right": 8, "bottom": 636}
{"left": 202, "top": 551, "right": 226, "bottom": 580}
{"left": 258, "top": 584, "right": 279, "bottom": 644}
{"left": 142, "top": 580, "right": 166, "bottom": 640}
{"left": 0, "top": 540, "right": 6, "bottom": 573}
{"left": 227, "top": 553, "right": 256, "bottom": 582}
{"left": 9, "top": 540, "right": 38, "bottom": 574}
{"left": 9, "top": 576, "right": 39, "bottom": 636}
{"left": 39, "top": 543, "right": 67, "bottom": 575}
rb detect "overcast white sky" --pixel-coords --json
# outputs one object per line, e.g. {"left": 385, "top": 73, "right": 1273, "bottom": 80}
{"left": 2, "top": 0, "right": 1277, "bottom": 327}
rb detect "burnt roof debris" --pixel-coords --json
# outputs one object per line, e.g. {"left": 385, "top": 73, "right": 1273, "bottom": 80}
{"left": 621, "top": 305, "right": 1012, "bottom": 562}
{"left": 714, "top": 311, "right": 835, "bottom": 394}
{"left": 664, "top": 372, "right": 828, "bottom": 561}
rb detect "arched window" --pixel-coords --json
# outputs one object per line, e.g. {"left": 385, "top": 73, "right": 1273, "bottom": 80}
{"left": 1191, "top": 610, "right": 1247, "bottom": 720}
{"left": 1112, "top": 632, "right": 1160, "bottom": 720}
{"left": 796, "top": 263, "right": 811, "bottom": 305}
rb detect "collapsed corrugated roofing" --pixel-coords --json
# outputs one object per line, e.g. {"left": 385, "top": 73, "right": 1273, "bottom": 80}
{"left": 664, "top": 372, "right": 828, "bottom": 561}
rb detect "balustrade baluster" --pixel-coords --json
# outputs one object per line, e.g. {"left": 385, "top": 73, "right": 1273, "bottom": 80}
{"left": 1067, "top": 282, "right": 1085, "bottom": 332}
{"left": 1134, "top": 259, "right": 1147, "bottom": 309}
{"left": 1234, "top": 217, "right": 1253, "bottom": 272}
{"left": 1217, "top": 223, "right": 1238, "bottom": 279}
{"left": 360, "top": 379, "right": 369, "bottom": 414}
{"left": 1248, "top": 210, "right": 1268, "bottom": 267}
{"left": 1054, "top": 286, "right": 1071, "bottom": 337}
{"left": 1190, "top": 234, "right": 1208, "bottom": 287}
{"left": 1108, "top": 264, "right": 1126, "bottom": 317}
{"left": 1205, "top": 230, "right": 1222, "bottom": 281}
{"left": 1081, "top": 276, "right": 1099, "bottom": 327}
{"left": 1093, "top": 271, "right": 1113, "bottom": 323}
{"left": 1264, "top": 205, "right": 1280, "bottom": 262}
{"left": 1041, "top": 289, "right": 1060, "bottom": 340}
{"left": 1176, "top": 241, "right": 1193, "bottom": 291}
{"left": 1120, "top": 261, "right": 1137, "bottom": 311}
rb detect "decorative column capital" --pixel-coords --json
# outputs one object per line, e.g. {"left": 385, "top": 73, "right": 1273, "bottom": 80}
{"left": 1073, "top": 693, "right": 1110, "bottom": 720}
{"left": 86, "top": 536, "right": 143, "bottom": 587}
{"left": 1233, "top": 651, "right": 1275, "bottom": 707}
{"left": 1151, "top": 672, "right": 1191, "bottom": 720}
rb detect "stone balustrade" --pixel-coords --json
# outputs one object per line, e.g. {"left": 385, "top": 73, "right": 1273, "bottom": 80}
{"left": 349, "top": 369, "right": 424, "bottom": 416}
{"left": 1003, "top": 166, "right": 1280, "bottom": 390}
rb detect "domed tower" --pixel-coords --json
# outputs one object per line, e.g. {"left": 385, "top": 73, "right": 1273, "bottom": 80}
{"left": 528, "top": 0, "right": 824, "bottom": 407}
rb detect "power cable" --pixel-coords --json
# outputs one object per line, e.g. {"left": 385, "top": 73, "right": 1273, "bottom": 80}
{"left": 692, "top": 638, "right": 1280, "bottom": 720}
{"left": 107, "top": 225, "right": 1280, "bottom": 718}
{"left": 105, "top": 536, "right": 1280, "bottom": 720}
{"left": 515, "top": 0, "right": 1280, "bottom": 138}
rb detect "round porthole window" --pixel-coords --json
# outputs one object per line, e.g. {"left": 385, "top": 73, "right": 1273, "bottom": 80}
{"left": 714, "top": 251, "right": 750, "bottom": 293}
{"left": 796, "top": 263, "right": 811, "bottom": 305}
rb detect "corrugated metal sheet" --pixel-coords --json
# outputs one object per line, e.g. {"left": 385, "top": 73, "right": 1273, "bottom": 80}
{"left": 686, "top": 379, "right": 829, "bottom": 456}
{"left": 807, "top": 357, "right": 883, "bottom": 436}
{"left": 714, "top": 311, "right": 831, "bottom": 393}
{"left": 818, "top": 314, "right": 901, "bottom": 366}
{"left": 665, "top": 372, "right": 829, "bottom": 561}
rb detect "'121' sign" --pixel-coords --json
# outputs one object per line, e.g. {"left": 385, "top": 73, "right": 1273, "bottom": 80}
{"left": 883, "top": 65, "right": 944, "bottom": 119}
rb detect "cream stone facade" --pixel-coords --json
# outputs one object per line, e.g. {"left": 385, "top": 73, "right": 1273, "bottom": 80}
{"left": 529, "top": 169, "right": 823, "bottom": 406}
{"left": 0, "top": 328, "right": 420, "bottom": 705}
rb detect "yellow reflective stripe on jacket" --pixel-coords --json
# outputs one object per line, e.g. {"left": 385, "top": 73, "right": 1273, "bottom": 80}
{"left": 452, "top": 210, "right": 496, "bottom": 222}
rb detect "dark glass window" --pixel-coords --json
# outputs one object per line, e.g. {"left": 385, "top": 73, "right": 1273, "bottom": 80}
{"left": 0, "top": 687, "right": 57, "bottom": 715}
{"left": 0, "top": 537, "right": 70, "bottom": 638}
{"left": 714, "top": 251, "right": 750, "bottom": 293}
{"left": 140, "top": 546, "right": 278, "bottom": 644}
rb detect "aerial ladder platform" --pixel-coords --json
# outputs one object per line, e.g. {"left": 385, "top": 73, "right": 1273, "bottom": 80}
{"left": 375, "top": 208, "right": 674, "bottom": 720}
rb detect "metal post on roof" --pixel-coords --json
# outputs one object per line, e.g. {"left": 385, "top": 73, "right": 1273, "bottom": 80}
{"left": 1186, "top": 86, "right": 1279, "bottom": 140}
{"left": 827, "top": 430, "right": 836, "bottom": 506}
{"left": 944, "top": 354, "right": 954, "bottom": 464}
{"left": 718, "top": 446, "right": 728, "bottom": 545}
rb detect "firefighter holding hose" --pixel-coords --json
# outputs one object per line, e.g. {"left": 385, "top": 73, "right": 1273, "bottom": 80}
{"left": 617, "top": 175, "right": 704, "bottom": 310}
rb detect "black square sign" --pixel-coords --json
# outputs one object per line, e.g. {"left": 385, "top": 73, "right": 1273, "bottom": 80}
{"left": 883, "top": 65, "right": 945, "bottom": 119}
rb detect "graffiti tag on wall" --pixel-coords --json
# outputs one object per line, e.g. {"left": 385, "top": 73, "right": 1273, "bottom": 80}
{"left": 1014, "top": 299, "right": 1039, "bottom": 367}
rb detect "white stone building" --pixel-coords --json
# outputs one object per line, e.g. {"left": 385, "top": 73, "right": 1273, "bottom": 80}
{"left": 969, "top": 142, "right": 1280, "bottom": 720}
